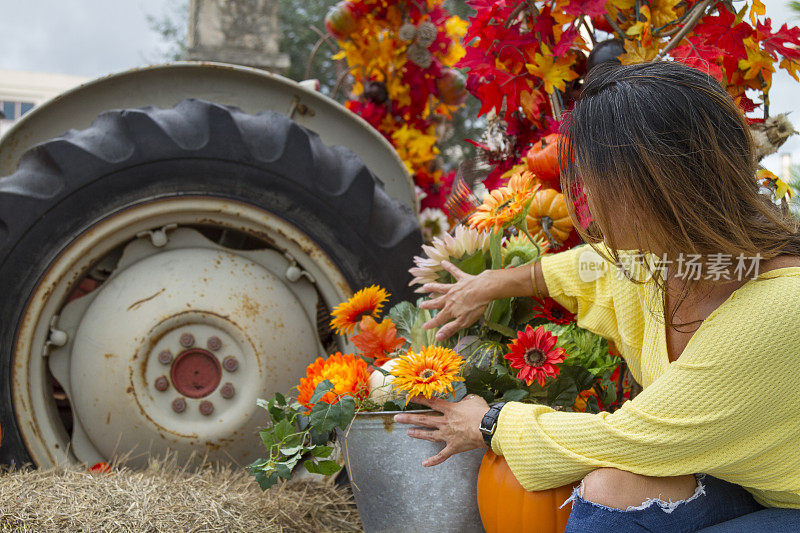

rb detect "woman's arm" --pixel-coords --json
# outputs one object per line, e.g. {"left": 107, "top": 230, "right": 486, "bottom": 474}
{"left": 401, "top": 275, "right": 800, "bottom": 495}
{"left": 491, "top": 276, "right": 800, "bottom": 492}
{"left": 418, "top": 261, "right": 549, "bottom": 341}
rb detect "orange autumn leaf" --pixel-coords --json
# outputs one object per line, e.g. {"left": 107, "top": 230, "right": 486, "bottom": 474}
{"left": 739, "top": 38, "right": 775, "bottom": 90}
{"left": 750, "top": 0, "right": 766, "bottom": 26}
{"left": 525, "top": 44, "right": 580, "bottom": 94}
{"left": 351, "top": 316, "right": 406, "bottom": 364}
{"left": 780, "top": 58, "right": 800, "bottom": 82}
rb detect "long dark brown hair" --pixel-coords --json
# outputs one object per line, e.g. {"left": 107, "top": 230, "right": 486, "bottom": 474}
{"left": 558, "top": 61, "right": 800, "bottom": 330}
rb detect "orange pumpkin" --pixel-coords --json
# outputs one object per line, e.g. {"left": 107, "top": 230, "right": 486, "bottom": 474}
{"left": 525, "top": 134, "right": 561, "bottom": 182}
{"left": 478, "top": 451, "right": 578, "bottom": 533}
{"left": 526, "top": 188, "right": 573, "bottom": 246}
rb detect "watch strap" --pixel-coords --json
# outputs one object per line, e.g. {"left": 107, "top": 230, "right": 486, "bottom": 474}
{"left": 479, "top": 402, "right": 507, "bottom": 447}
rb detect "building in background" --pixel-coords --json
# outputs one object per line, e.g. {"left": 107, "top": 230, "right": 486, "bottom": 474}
{"left": 184, "top": 0, "right": 289, "bottom": 72}
{"left": 0, "top": 69, "right": 89, "bottom": 137}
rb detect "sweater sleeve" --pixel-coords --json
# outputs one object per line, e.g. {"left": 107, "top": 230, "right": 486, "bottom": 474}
{"left": 537, "top": 243, "right": 648, "bottom": 353}
{"left": 491, "top": 274, "right": 800, "bottom": 493}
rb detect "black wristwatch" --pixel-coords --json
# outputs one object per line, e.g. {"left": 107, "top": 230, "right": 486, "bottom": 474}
{"left": 479, "top": 402, "right": 507, "bottom": 447}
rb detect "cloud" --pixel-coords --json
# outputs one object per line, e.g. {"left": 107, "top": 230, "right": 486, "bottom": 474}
{"left": 0, "top": 0, "right": 171, "bottom": 78}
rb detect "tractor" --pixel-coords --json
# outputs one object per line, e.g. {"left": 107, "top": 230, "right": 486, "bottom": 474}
{"left": 0, "top": 62, "right": 422, "bottom": 469}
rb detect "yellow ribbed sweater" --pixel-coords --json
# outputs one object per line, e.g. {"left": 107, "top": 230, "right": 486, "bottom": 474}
{"left": 491, "top": 243, "right": 800, "bottom": 509}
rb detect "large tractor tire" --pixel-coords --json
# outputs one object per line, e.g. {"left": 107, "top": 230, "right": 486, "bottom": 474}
{"left": 0, "top": 99, "right": 422, "bottom": 468}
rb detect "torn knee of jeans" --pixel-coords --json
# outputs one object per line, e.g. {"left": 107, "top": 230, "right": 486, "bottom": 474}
{"left": 561, "top": 474, "right": 706, "bottom": 514}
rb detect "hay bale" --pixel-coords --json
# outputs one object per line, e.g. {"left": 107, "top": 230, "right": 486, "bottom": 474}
{"left": 0, "top": 455, "right": 362, "bottom": 532}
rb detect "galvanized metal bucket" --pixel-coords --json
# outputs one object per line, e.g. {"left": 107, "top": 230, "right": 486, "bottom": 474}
{"left": 337, "top": 410, "right": 486, "bottom": 533}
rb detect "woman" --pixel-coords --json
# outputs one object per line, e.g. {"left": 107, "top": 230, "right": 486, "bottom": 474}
{"left": 394, "top": 61, "right": 800, "bottom": 531}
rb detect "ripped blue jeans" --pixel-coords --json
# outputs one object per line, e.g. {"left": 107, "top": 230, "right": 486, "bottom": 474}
{"left": 564, "top": 474, "right": 800, "bottom": 532}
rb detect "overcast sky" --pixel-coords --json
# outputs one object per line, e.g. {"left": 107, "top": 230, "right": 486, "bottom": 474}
{"left": 0, "top": 0, "right": 798, "bottom": 174}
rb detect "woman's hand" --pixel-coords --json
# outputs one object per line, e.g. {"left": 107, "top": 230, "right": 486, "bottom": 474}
{"left": 393, "top": 394, "right": 490, "bottom": 467}
{"left": 418, "top": 261, "right": 494, "bottom": 342}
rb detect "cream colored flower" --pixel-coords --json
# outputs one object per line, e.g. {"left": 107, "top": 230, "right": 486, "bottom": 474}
{"left": 408, "top": 225, "right": 491, "bottom": 286}
{"left": 419, "top": 208, "right": 449, "bottom": 243}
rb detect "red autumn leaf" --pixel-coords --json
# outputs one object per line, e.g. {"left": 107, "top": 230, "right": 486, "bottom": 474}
{"left": 670, "top": 37, "right": 725, "bottom": 82}
{"left": 530, "top": 5, "right": 558, "bottom": 41}
{"left": 553, "top": 24, "right": 580, "bottom": 56}
{"left": 757, "top": 19, "right": 800, "bottom": 61}
{"left": 563, "top": 0, "right": 608, "bottom": 17}
{"left": 692, "top": 7, "right": 752, "bottom": 63}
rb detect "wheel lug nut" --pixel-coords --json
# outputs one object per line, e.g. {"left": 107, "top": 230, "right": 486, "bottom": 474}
{"left": 171, "top": 397, "right": 186, "bottom": 413}
{"left": 199, "top": 400, "right": 214, "bottom": 416}
{"left": 158, "top": 350, "right": 173, "bottom": 365}
{"left": 207, "top": 336, "right": 222, "bottom": 351}
{"left": 154, "top": 376, "right": 169, "bottom": 391}
{"left": 220, "top": 383, "right": 235, "bottom": 399}
{"left": 179, "top": 333, "right": 195, "bottom": 347}
{"left": 222, "top": 356, "right": 239, "bottom": 372}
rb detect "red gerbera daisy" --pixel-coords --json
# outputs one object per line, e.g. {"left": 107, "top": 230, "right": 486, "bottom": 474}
{"left": 533, "top": 297, "right": 576, "bottom": 325}
{"left": 503, "top": 325, "right": 566, "bottom": 387}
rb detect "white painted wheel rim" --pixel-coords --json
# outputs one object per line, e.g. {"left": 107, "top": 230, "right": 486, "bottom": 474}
{"left": 12, "top": 197, "right": 353, "bottom": 467}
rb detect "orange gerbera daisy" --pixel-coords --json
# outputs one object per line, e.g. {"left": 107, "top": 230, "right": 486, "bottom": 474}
{"left": 503, "top": 325, "right": 566, "bottom": 387}
{"left": 330, "top": 285, "right": 390, "bottom": 336}
{"left": 468, "top": 179, "right": 537, "bottom": 233}
{"left": 506, "top": 170, "right": 541, "bottom": 196}
{"left": 351, "top": 316, "right": 406, "bottom": 366}
{"left": 390, "top": 346, "right": 465, "bottom": 404}
{"left": 297, "top": 352, "right": 370, "bottom": 411}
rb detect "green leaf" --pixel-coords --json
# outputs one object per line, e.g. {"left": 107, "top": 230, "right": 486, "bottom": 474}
{"left": 388, "top": 301, "right": 419, "bottom": 342}
{"left": 254, "top": 470, "right": 279, "bottom": 490}
{"left": 272, "top": 419, "right": 294, "bottom": 442}
{"left": 485, "top": 319, "right": 516, "bottom": 337}
{"left": 314, "top": 460, "right": 343, "bottom": 476}
{"left": 310, "top": 445, "right": 334, "bottom": 458}
{"left": 453, "top": 251, "right": 489, "bottom": 277}
{"left": 308, "top": 396, "right": 356, "bottom": 433}
{"left": 279, "top": 445, "right": 304, "bottom": 456}
{"left": 275, "top": 392, "right": 287, "bottom": 407}
{"left": 249, "top": 458, "right": 268, "bottom": 470}
{"left": 256, "top": 398, "right": 270, "bottom": 410}
{"left": 260, "top": 429, "right": 277, "bottom": 449}
{"left": 333, "top": 396, "right": 356, "bottom": 429}
{"left": 304, "top": 459, "right": 320, "bottom": 474}
{"left": 502, "top": 388, "right": 529, "bottom": 401}
{"left": 275, "top": 463, "right": 292, "bottom": 479}
{"left": 381, "top": 401, "right": 402, "bottom": 411}
{"left": 601, "top": 382, "right": 617, "bottom": 406}
{"left": 489, "top": 230, "right": 503, "bottom": 270}
{"left": 310, "top": 379, "right": 335, "bottom": 405}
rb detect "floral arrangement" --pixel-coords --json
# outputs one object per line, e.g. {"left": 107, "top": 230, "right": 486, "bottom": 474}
{"left": 324, "top": 0, "right": 469, "bottom": 224}
{"left": 458, "top": 0, "right": 800, "bottom": 190}
{"left": 250, "top": 169, "right": 629, "bottom": 489}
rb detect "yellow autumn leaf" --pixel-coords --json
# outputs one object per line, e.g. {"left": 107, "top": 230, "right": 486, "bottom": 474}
{"left": 776, "top": 178, "right": 794, "bottom": 200}
{"left": 739, "top": 38, "right": 775, "bottom": 90}
{"left": 445, "top": 16, "right": 468, "bottom": 38}
{"left": 649, "top": 0, "right": 682, "bottom": 29}
{"left": 525, "top": 45, "right": 580, "bottom": 94}
{"left": 757, "top": 169, "right": 794, "bottom": 200}
{"left": 608, "top": 0, "right": 635, "bottom": 10}
{"left": 750, "top": 0, "right": 766, "bottom": 25}
{"left": 619, "top": 37, "right": 659, "bottom": 64}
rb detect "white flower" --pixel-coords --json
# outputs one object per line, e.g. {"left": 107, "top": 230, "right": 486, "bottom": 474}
{"left": 419, "top": 208, "right": 449, "bottom": 242}
{"left": 408, "top": 225, "right": 492, "bottom": 287}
